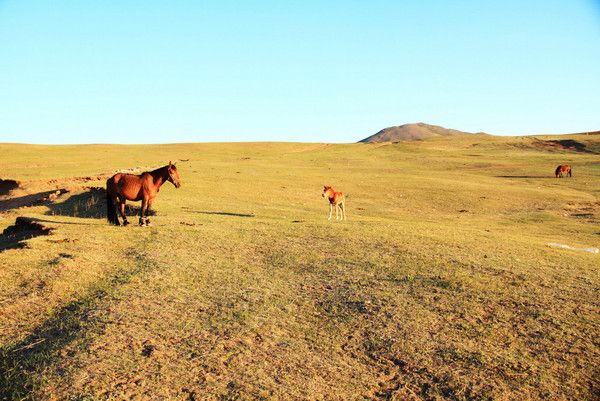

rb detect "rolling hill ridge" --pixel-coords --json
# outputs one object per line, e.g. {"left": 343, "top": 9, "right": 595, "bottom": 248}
{"left": 359, "top": 122, "right": 482, "bottom": 143}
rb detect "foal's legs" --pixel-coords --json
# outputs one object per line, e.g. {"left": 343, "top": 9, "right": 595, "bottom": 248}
{"left": 328, "top": 204, "right": 333, "bottom": 220}
{"left": 335, "top": 204, "right": 339, "bottom": 220}
{"left": 340, "top": 202, "right": 346, "bottom": 220}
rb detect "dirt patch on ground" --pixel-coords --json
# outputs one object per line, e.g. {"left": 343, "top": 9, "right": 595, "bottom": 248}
{"left": 0, "top": 181, "right": 157, "bottom": 219}
{"left": 0, "top": 189, "right": 69, "bottom": 213}
{"left": 47, "top": 187, "right": 106, "bottom": 218}
{"left": 47, "top": 186, "right": 155, "bottom": 219}
{"left": 563, "top": 201, "right": 600, "bottom": 223}
{"left": 1, "top": 164, "right": 174, "bottom": 200}
{"left": 0, "top": 179, "right": 21, "bottom": 196}
{"left": 44, "top": 174, "right": 111, "bottom": 187}
{"left": 0, "top": 217, "right": 54, "bottom": 252}
{"left": 531, "top": 138, "right": 596, "bottom": 153}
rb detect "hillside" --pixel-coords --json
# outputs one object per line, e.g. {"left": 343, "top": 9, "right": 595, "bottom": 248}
{"left": 1, "top": 135, "right": 599, "bottom": 400}
{"left": 358, "top": 122, "right": 481, "bottom": 143}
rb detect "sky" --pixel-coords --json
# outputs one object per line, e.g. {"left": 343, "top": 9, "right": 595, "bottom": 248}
{"left": 0, "top": 1, "right": 599, "bottom": 144}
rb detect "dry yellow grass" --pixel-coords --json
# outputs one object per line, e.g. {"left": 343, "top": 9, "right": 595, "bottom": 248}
{"left": 0, "top": 134, "right": 599, "bottom": 400}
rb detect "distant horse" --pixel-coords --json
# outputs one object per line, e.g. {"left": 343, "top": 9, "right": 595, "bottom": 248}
{"left": 106, "top": 162, "right": 181, "bottom": 226}
{"left": 555, "top": 165, "right": 572, "bottom": 178}
{"left": 322, "top": 186, "right": 346, "bottom": 220}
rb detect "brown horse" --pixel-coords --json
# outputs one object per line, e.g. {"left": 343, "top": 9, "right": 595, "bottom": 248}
{"left": 322, "top": 186, "right": 346, "bottom": 220}
{"left": 106, "top": 162, "right": 181, "bottom": 226}
{"left": 555, "top": 165, "right": 572, "bottom": 178}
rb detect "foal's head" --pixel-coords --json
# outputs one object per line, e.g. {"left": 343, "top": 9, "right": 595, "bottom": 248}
{"left": 322, "top": 186, "right": 333, "bottom": 198}
{"left": 167, "top": 161, "right": 181, "bottom": 188}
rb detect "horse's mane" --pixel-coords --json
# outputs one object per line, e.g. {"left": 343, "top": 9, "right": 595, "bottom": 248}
{"left": 150, "top": 165, "right": 168, "bottom": 174}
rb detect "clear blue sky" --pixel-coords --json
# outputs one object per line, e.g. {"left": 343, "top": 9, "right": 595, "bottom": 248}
{"left": 1, "top": 1, "right": 599, "bottom": 144}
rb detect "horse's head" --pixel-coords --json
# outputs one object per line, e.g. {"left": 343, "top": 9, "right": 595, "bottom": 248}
{"left": 167, "top": 161, "right": 181, "bottom": 188}
{"left": 322, "top": 186, "right": 332, "bottom": 198}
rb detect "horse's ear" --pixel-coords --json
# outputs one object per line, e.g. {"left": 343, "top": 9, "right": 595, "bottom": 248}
{"left": 169, "top": 161, "right": 172, "bottom": 167}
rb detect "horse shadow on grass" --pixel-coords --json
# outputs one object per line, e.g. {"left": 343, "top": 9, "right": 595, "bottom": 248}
{"left": 194, "top": 211, "right": 255, "bottom": 218}
{"left": 0, "top": 217, "right": 54, "bottom": 252}
{"left": 495, "top": 175, "right": 554, "bottom": 179}
{"left": 46, "top": 187, "right": 154, "bottom": 219}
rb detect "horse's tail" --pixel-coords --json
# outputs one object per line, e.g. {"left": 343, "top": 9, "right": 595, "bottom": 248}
{"left": 106, "top": 179, "right": 119, "bottom": 225}
{"left": 568, "top": 166, "right": 572, "bottom": 177}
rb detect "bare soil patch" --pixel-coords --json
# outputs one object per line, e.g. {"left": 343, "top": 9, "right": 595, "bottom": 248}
{"left": 563, "top": 201, "right": 600, "bottom": 223}
{"left": 46, "top": 174, "right": 109, "bottom": 185}
{"left": 47, "top": 187, "right": 155, "bottom": 219}
{"left": 0, "top": 189, "right": 69, "bottom": 212}
{"left": 531, "top": 138, "right": 596, "bottom": 153}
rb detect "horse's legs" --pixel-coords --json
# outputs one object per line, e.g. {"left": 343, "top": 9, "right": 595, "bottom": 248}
{"left": 340, "top": 202, "right": 346, "bottom": 220}
{"left": 140, "top": 197, "right": 148, "bottom": 226}
{"left": 119, "top": 200, "right": 129, "bottom": 226}
{"left": 145, "top": 198, "right": 154, "bottom": 226}
{"left": 335, "top": 204, "right": 339, "bottom": 220}
{"left": 328, "top": 204, "right": 333, "bottom": 220}
{"left": 112, "top": 197, "right": 121, "bottom": 226}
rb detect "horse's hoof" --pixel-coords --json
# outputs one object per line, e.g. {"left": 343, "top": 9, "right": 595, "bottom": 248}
{"left": 123, "top": 220, "right": 130, "bottom": 226}
{"left": 145, "top": 220, "right": 151, "bottom": 226}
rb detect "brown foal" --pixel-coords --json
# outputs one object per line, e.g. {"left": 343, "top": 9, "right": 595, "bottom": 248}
{"left": 322, "top": 186, "right": 346, "bottom": 220}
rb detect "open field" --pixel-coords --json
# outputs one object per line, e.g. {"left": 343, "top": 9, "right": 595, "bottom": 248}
{"left": 0, "top": 134, "right": 599, "bottom": 400}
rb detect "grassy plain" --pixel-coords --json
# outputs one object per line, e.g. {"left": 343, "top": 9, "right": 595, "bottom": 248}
{"left": 0, "top": 134, "right": 599, "bottom": 400}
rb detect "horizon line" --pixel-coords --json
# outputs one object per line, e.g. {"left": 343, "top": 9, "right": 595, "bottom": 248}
{"left": 2, "top": 129, "right": 599, "bottom": 147}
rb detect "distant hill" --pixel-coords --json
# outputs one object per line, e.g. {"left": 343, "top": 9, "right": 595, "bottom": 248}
{"left": 359, "top": 122, "right": 481, "bottom": 143}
